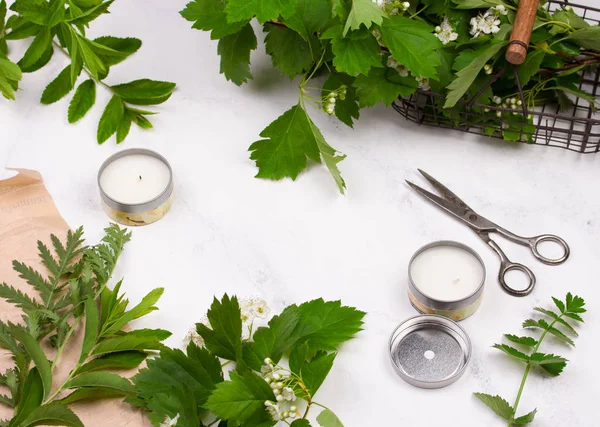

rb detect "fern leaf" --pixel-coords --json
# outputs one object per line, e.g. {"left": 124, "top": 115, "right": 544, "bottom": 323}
{"left": 11, "top": 261, "right": 52, "bottom": 303}
{"left": 0, "top": 394, "right": 12, "bottom": 408}
{"left": 0, "top": 321, "right": 19, "bottom": 354}
{"left": 0, "top": 283, "right": 42, "bottom": 312}
{"left": 37, "top": 241, "right": 60, "bottom": 279}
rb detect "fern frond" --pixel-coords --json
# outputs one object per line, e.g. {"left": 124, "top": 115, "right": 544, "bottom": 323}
{"left": 37, "top": 241, "right": 60, "bottom": 279}
{"left": 11, "top": 261, "right": 52, "bottom": 303}
{"left": 0, "top": 321, "right": 19, "bottom": 354}
{"left": 0, "top": 394, "right": 13, "bottom": 408}
{"left": 0, "top": 283, "right": 42, "bottom": 312}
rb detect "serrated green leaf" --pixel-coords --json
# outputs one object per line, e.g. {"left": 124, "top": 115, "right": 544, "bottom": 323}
{"left": 41, "top": 65, "right": 75, "bottom": 103}
{"left": 291, "top": 420, "right": 312, "bottom": 427}
{"left": 265, "top": 25, "right": 314, "bottom": 78}
{"left": 111, "top": 79, "right": 175, "bottom": 105}
{"left": 225, "top": 0, "right": 296, "bottom": 23}
{"left": 444, "top": 41, "right": 506, "bottom": 108}
{"left": 101, "top": 288, "right": 164, "bottom": 336}
{"left": 563, "top": 312, "right": 584, "bottom": 323}
{"left": 451, "top": 0, "right": 503, "bottom": 8}
{"left": 12, "top": 261, "right": 52, "bottom": 303}
{"left": 58, "top": 387, "right": 127, "bottom": 404}
{"left": 493, "top": 344, "right": 529, "bottom": 362}
{"left": 91, "top": 328, "right": 171, "bottom": 355}
{"left": 300, "top": 351, "right": 336, "bottom": 396}
{"left": 10, "top": 368, "right": 43, "bottom": 427}
{"left": 116, "top": 114, "right": 132, "bottom": 143}
{"left": 381, "top": 16, "right": 442, "bottom": 80}
{"left": 47, "top": 0, "right": 66, "bottom": 27}
{"left": 566, "top": 26, "right": 600, "bottom": 50}
{"left": 342, "top": 0, "right": 385, "bottom": 36}
{"left": 10, "top": 325, "right": 52, "bottom": 399}
{"left": 68, "top": 79, "right": 96, "bottom": 123}
{"left": 565, "top": 293, "right": 586, "bottom": 314}
{"left": 68, "top": 0, "right": 113, "bottom": 26}
{"left": 322, "top": 73, "right": 359, "bottom": 127}
{"left": 75, "top": 351, "right": 147, "bottom": 374}
{"left": 64, "top": 371, "right": 135, "bottom": 395}
{"left": 289, "top": 342, "right": 309, "bottom": 375}
{"left": 248, "top": 104, "right": 346, "bottom": 193}
{"left": 323, "top": 25, "right": 381, "bottom": 76}
{"left": 21, "top": 403, "right": 83, "bottom": 427}
{"left": 354, "top": 66, "right": 418, "bottom": 107}
{"left": 533, "top": 307, "right": 577, "bottom": 336}
{"left": 0, "top": 283, "right": 42, "bottom": 311}
{"left": 76, "top": 34, "right": 107, "bottom": 80}
{"left": 473, "top": 393, "right": 513, "bottom": 421}
{"left": 529, "top": 352, "right": 567, "bottom": 376}
{"left": 522, "top": 319, "right": 575, "bottom": 346}
{"left": 79, "top": 297, "right": 99, "bottom": 363}
{"left": 517, "top": 50, "right": 544, "bottom": 87}
{"left": 217, "top": 23, "right": 257, "bottom": 85}
{"left": 92, "top": 35, "right": 140, "bottom": 66}
{"left": 11, "top": 0, "right": 52, "bottom": 26}
{"left": 205, "top": 371, "right": 275, "bottom": 425}
{"left": 180, "top": 0, "right": 247, "bottom": 40}
{"left": 552, "top": 297, "right": 565, "bottom": 313}
{"left": 513, "top": 409, "right": 537, "bottom": 424}
{"left": 18, "top": 27, "right": 51, "bottom": 71}
{"left": 97, "top": 95, "right": 124, "bottom": 143}
{"left": 316, "top": 408, "right": 344, "bottom": 427}
{"left": 283, "top": 0, "right": 330, "bottom": 41}
{"left": 196, "top": 294, "right": 243, "bottom": 361}
{"left": 504, "top": 334, "right": 538, "bottom": 347}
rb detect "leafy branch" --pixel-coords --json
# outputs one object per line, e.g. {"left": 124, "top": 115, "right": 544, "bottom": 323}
{"left": 0, "top": 224, "right": 170, "bottom": 427}
{"left": 0, "top": 0, "right": 176, "bottom": 143}
{"left": 474, "top": 293, "right": 586, "bottom": 426}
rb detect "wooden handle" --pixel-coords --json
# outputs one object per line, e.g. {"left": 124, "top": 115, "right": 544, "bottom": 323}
{"left": 506, "top": 0, "right": 540, "bottom": 65}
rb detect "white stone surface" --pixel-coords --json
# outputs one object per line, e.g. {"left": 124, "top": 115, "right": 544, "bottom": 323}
{"left": 1, "top": 1, "right": 598, "bottom": 425}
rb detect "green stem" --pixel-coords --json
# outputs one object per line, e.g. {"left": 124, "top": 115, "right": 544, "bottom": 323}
{"left": 50, "top": 317, "right": 81, "bottom": 372}
{"left": 52, "top": 39, "right": 112, "bottom": 92}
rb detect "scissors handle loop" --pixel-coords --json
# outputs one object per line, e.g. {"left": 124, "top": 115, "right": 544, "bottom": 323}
{"left": 499, "top": 261, "right": 536, "bottom": 297}
{"left": 529, "top": 234, "right": 570, "bottom": 265}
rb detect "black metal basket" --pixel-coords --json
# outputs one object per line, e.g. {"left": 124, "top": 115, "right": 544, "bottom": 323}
{"left": 393, "top": 1, "right": 600, "bottom": 153}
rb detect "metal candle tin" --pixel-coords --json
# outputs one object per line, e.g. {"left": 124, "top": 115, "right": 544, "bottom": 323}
{"left": 98, "top": 149, "right": 174, "bottom": 226}
{"left": 389, "top": 314, "right": 472, "bottom": 388}
{"left": 408, "top": 241, "right": 485, "bottom": 321}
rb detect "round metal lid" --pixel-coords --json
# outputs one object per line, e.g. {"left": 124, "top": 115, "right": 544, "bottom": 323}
{"left": 389, "top": 314, "right": 471, "bottom": 389}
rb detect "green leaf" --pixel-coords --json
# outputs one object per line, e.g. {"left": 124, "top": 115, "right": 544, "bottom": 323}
{"left": 11, "top": 0, "right": 51, "bottom": 26}
{"left": 323, "top": 25, "right": 381, "bottom": 76}
{"left": 21, "top": 403, "right": 83, "bottom": 427}
{"left": 116, "top": 114, "right": 132, "bottom": 144}
{"left": 265, "top": 25, "right": 315, "bottom": 79}
{"left": 342, "top": 0, "right": 385, "bottom": 36}
{"left": 533, "top": 307, "right": 577, "bottom": 336}
{"left": 12, "top": 261, "right": 52, "bottom": 303}
{"left": 76, "top": 351, "right": 147, "bottom": 374}
{"left": 41, "top": 65, "right": 75, "bottom": 104}
{"left": 68, "top": 1, "right": 113, "bottom": 26}
{"left": 381, "top": 17, "right": 442, "bottom": 80}
{"left": 291, "top": 420, "right": 312, "bottom": 427}
{"left": 180, "top": 0, "right": 247, "bottom": 40}
{"left": 444, "top": 41, "right": 506, "bottom": 108}
{"left": 522, "top": 319, "right": 575, "bottom": 346}
{"left": 299, "top": 351, "right": 336, "bottom": 396}
{"left": 504, "top": 334, "right": 537, "bottom": 348}
{"left": 566, "top": 27, "right": 600, "bottom": 50}
{"left": 68, "top": 79, "right": 96, "bottom": 123}
{"left": 91, "top": 328, "right": 171, "bottom": 355}
{"left": 451, "top": 0, "right": 503, "bottom": 8}
{"left": 565, "top": 293, "right": 586, "bottom": 314}
{"left": 10, "top": 325, "right": 52, "bottom": 399}
{"left": 79, "top": 297, "right": 99, "bottom": 363}
{"left": 552, "top": 297, "right": 565, "bottom": 313}
{"left": 64, "top": 371, "right": 135, "bottom": 395}
{"left": 11, "top": 368, "right": 43, "bottom": 427}
{"left": 354, "top": 66, "right": 418, "bottom": 107}
{"left": 248, "top": 104, "right": 346, "bottom": 193}
{"left": 283, "top": 0, "right": 330, "bottom": 41}
{"left": 492, "top": 344, "right": 529, "bottom": 363}
{"left": 316, "top": 408, "right": 344, "bottom": 427}
{"left": 289, "top": 342, "right": 309, "bottom": 375}
{"left": 5, "top": 19, "right": 41, "bottom": 40}
{"left": 517, "top": 50, "right": 544, "bottom": 87}
{"left": 529, "top": 352, "right": 567, "bottom": 376}
{"left": 322, "top": 73, "right": 359, "bottom": 127}
{"left": 473, "top": 393, "right": 513, "bottom": 421}
{"left": 111, "top": 79, "right": 175, "bottom": 105}
{"left": 0, "top": 283, "right": 42, "bottom": 311}
{"left": 243, "top": 306, "right": 301, "bottom": 370}
{"left": 58, "top": 387, "right": 128, "bottom": 404}
{"left": 18, "top": 27, "right": 51, "bottom": 71}
{"left": 225, "top": 0, "right": 296, "bottom": 23}
{"left": 217, "top": 23, "right": 257, "bottom": 85}
{"left": 75, "top": 34, "right": 107, "bottom": 80}
{"left": 513, "top": 409, "right": 537, "bottom": 424}
{"left": 92, "top": 36, "right": 141, "bottom": 66}
{"left": 196, "top": 294, "right": 243, "bottom": 361}
{"left": 102, "top": 288, "right": 164, "bottom": 336}
{"left": 97, "top": 95, "right": 124, "bottom": 144}
{"left": 205, "top": 371, "right": 275, "bottom": 425}
{"left": 294, "top": 299, "right": 365, "bottom": 351}
{"left": 47, "top": 0, "right": 66, "bottom": 27}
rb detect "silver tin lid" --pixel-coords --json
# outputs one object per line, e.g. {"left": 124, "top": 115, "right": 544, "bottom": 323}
{"left": 98, "top": 148, "right": 174, "bottom": 214}
{"left": 389, "top": 314, "right": 471, "bottom": 389}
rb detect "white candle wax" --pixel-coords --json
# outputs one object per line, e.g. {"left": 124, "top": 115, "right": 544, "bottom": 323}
{"left": 410, "top": 245, "right": 484, "bottom": 301}
{"left": 99, "top": 154, "right": 171, "bottom": 205}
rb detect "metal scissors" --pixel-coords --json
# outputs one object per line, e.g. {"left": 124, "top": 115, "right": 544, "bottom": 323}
{"left": 406, "top": 169, "right": 570, "bottom": 297}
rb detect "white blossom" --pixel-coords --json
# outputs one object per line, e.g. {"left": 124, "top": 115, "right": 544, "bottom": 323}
{"left": 282, "top": 387, "right": 296, "bottom": 401}
{"left": 240, "top": 298, "right": 270, "bottom": 324}
{"left": 265, "top": 402, "right": 281, "bottom": 420}
{"left": 182, "top": 326, "right": 204, "bottom": 349}
{"left": 386, "top": 56, "right": 409, "bottom": 76}
{"left": 470, "top": 7, "right": 503, "bottom": 37}
{"left": 402, "top": 1, "right": 410, "bottom": 9}
{"left": 372, "top": 0, "right": 386, "bottom": 7}
{"left": 493, "top": 5, "right": 508, "bottom": 15}
{"left": 493, "top": 96, "right": 501, "bottom": 104}
{"left": 483, "top": 64, "right": 493, "bottom": 75}
{"left": 416, "top": 76, "right": 430, "bottom": 91}
{"left": 434, "top": 16, "right": 458, "bottom": 45}
{"left": 160, "top": 414, "right": 180, "bottom": 427}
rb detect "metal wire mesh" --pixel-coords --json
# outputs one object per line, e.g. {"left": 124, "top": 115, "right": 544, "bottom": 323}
{"left": 393, "top": 1, "right": 600, "bottom": 153}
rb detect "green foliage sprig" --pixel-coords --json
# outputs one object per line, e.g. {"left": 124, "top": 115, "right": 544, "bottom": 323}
{"left": 474, "top": 293, "right": 586, "bottom": 426}
{"left": 131, "top": 294, "right": 366, "bottom": 427}
{"left": 0, "top": 0, "right": 176, "bottom": 143}
{"left": 0, "top": 224, "right": 170, "bottom": 427}
{"left": 181, "top": 0, "right": 600, "bottom": 193}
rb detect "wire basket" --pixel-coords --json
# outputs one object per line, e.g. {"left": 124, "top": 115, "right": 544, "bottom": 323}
{"left": 393, "top": 0, "right": 600, "bottom": 153}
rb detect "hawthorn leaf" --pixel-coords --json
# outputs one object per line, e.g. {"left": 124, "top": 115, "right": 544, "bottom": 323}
{"left": 265, "top": 25, "right": 314, "bottom": 78}
{"left": 342, "top": 0, "right": 385, "bottom": 36}
{"left": 473, "top": 393, "right": 513, "bottom": 421}
{"left": 180, "top": 0, "right": 247, "bottom": 40}
{"left": 353, "top": 67, "right": 417, "bottom": 107}
{"left": 217, "top": 23, "right": 257, "bottom": 85}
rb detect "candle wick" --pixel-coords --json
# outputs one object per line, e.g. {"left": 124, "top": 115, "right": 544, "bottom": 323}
{"left": 139, "top": 175, "right": 142, "bottom": 180}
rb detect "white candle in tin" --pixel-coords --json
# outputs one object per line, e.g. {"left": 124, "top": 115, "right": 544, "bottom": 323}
{"left": 99, "top": 154, "right": 171, "bottom": 204}
{"left": 410, "top": 245, "right": 484, "bottom": 301}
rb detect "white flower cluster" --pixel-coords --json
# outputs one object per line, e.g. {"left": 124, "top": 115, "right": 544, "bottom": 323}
{"left": 372, "top": 0, "right": 409, "bottom": 15}
{"left": 416, "top": 75, "right": 430, "bottom": 91}
{"left": 159, "top": 414, "right": 179, "bottom": 427}
{"left": 323, "top": 86, "right": 346, "bottom": 116}
{"left": 262, "top": 358, "right": 301, "bottom": 422}
{"left": 470, "top": 5, "right": 507, "bottom": 38}
{"left": 434, "top": 16, "right": 458, "bottom": 45}
{"left": 489, "top": 95, "right": 527, "bottom": 117}
{"left": 386, "top": 56, "right": 429, "bottom": 90}
{"left": 182, "top": 325, "right": 205, "bottom": 348}
{"left": 483, "top": 64, "right": 493, "bottom": 75}
{"left": 240, "top": 298, "right": 270, "bottom": 325}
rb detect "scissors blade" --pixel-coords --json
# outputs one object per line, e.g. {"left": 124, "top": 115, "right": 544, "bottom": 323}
{"left": 406, "top": 180, "right": 473, "bottom": 226}
{"left": 417, "top": 169, "right": 473, "bottom": 211}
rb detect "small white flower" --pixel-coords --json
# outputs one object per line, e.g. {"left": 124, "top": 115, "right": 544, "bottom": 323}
{"left": 496, "top": 110, "right": 502, "bottom": 117}
{"left": 435, "top": 26, "right": 441, "bottom": 33}
{"left": 493, "top": 5, "right": 507, "bottom": 15}
{"left": 282, "top": 387, "right": 295, "bottom": 401}
{"left": 493, "top": 96, "right": 501, "bottom": 104}
{"left": 160, "top": 414, "right": 180, "bottom": 427}
{"left": 484, "top": 107, "right": 490, "bottom": 112}
{"left": 416, "top": 76, "right": 430, "bottom": 91}
{"left": 276, "top": 394, "right": 284, "bottom": 402}
{"left": 402, "top": 1, "right": 410, "bottom": 9}
{"left": 264, "top": 358, "right": 273, "bottom": 365}
{"left": 261, "top": 363, "right": 275, "bottom": 377}
{"left": 435, "top": 17, "right": 459, "bottom": 45}
{"left": 290, "top": 405, "right": 297, "bottom": 412}
{"left": 484, "top": 64, "right": 492, "bottom": 75}
{"left": 265, "top": 403, "right": 280, "bottom": 420}
{"left": 516, "top": 99, "right": 522, "bottom": 106}
{"left": 387, "top": 56, "right": 400, "bottom": 69}
{"left": 527, "top": 113, "right": 534, "bottom": 120}
{"left": 182, "top": 327, "right": 204, "bottom": 349}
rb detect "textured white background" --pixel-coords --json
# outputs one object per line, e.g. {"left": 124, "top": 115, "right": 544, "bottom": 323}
{"left": 1, "top": 1, "right": 599, "bottom": 425}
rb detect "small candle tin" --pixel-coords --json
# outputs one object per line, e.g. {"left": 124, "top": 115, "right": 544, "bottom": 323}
{"left": 389, "top": 314, "right": 472, "bottom": 389}
{"left": 98, "top": 149, "right": 174, "bottom": 226}
{"left": 408, "top": 241, "right": 485, "bottom": 321}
